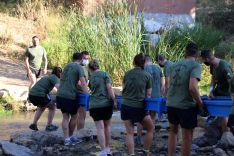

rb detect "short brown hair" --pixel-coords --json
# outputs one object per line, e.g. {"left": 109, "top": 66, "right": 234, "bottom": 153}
{"left": 133, "top": 53, "right": 145, "bottom": 69}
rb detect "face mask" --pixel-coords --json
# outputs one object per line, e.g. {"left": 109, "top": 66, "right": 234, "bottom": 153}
{"left": 159, "top": 64, "right": 164, "bottom": 67}
{"left": 204, "top": 62, "right": 210, "bottom": 66}
{"left": 82, "top": 59, "right": 89, "bottom": 66}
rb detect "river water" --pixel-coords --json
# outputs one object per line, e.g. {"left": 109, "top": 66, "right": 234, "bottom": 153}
{"left": 0, "top": 110, "right": 124, "bottom": 140}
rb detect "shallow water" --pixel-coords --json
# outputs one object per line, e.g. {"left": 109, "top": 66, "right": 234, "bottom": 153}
{"left": 0, "top": 110, "right": 125, "bottom": 140}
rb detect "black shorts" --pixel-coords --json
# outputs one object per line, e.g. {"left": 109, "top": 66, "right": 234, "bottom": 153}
{"left": 27, "top": 68, "right": 41, "bottom": 78}
{"left": 89, "top": 106, "right": 113, "bottom": 121}
{"left": 56, "top": 96, "right": 80, "bottom": 115}
{"left": 167, "top": 107, "right": 197, "bottom": 129}
{"left": 28, "top": 94, "right": 50, "bottom": 107}
{"left": 227, "top": 114, "right": 234, "bottom": 129}
{"left": 121, "top": 104, "right": 149, "bottom": 124}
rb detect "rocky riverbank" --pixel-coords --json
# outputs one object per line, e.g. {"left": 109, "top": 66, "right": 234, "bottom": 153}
{"left": 0, "top": 116, "right": 233, "bottom": 156}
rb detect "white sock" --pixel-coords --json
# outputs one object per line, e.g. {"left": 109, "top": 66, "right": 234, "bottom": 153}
{"left": 65, "top": 137, "right": 70, "bottom": 141}
{"left": 104, "top": 146, "right": 111, "bottom": 153}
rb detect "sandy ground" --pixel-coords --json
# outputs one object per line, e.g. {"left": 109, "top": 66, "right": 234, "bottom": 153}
{"left": 0, "top": 56, "right": 29, "bottom": 100}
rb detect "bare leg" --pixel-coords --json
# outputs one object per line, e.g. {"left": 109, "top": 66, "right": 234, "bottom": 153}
{"left": 220, "top": 117, "right": 229, "bottom": 132}
{"left": 77, "top": 107, "right": 86, "bottom": 130}
{"left": 69, "top": 113, "right": 79, "bottom": 137}
{"left": 141, "top": 115, "right": 154, "bottom": 151}
{"left": 95, "top": 120, "right": 105, "bottom": 150}
{"left": 123, "top": 120, "right": 135, "bottom": 154}
{"left": 47, "top": 103, "right": 56, "bottom": 125}
{"left": 104, "top": 119, "right": 111, "bottom": 148}
{"left": 168, "top": 123, "right": 178, "bottom": 156}
{"left": 62, "top": 113, "right": 70, "bottom": 138}
{"left": 181, "top": 128, "right": 193, "bottom": 156}
{"left": 28, "top": 73, "right": 37, "bottom": 90}
{"left": 149, "top": 111, "right": 156, "bottom": 132}
{"left": 32, "top": 107, "right": 46, "bottom": 124}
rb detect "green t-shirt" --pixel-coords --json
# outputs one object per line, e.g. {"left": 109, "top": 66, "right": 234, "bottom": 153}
{"left": 25, "top": 45, "right": 46, "bottom": 70}
{"left": 29, "top": 74, "right": 59, "bottom": 97}
{"left": 164, "top": 60, "right": 174, "bottom": 77}
{"left": 144, "top": 64, "right": 162, "bottom": 98}
{"left": 89, "top": 71, "right": 112, "bottom": 109}
{"left": 56, "top": 63, "right": 85, "bottom": 100}
{"left": 229, "top": 76, "right": 234, "bottom": 115}
{"left": 122, "top": 67, "right": 152, "bottom": 108}
{"left": 77, "top": 66, "right": 89, "bottom": 93}
{"left": 167, "top": 59, "right": 201, "bottom": 109}
{"left": 212, "top": 59, "right": 233, "bottom": 96}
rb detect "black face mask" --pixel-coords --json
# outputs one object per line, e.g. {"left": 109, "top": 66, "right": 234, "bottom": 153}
{"left": 204, "top": 62, "right": 210, "bottom": 66}
{"left": 159, "top": 64, "right": 164, "bottom": 67}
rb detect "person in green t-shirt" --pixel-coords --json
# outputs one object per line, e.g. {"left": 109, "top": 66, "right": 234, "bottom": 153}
{"left": 121, "top": 53, "right": 154, "bottom": 155}
{"left": 167, "top": 42, "right": 205, "bottom": 156}
{"left": 88, "top": 59, "right": 117, "bottom": 156}
{"left": 25, "top": 36, "right": 48, "bottom": 89}
{"left": 228, "top": 75, "right": 234, "bottom": 134}
{"left": 136, "top": 54, "right": 163, "bottom": 146}
{"left": 77, "top": 51, "right": 90, "bottom": 135}
{"left": 201, "top": 50, "right": 233, "bottom": 135}
{"left": 56, "top": 52, "right": 89, "bottom": 146}
{"left": 28, "top": 67, "right": 62, "bottom": 131}
{"left": 155, "top": 54, "right": 174, "bottom": 96}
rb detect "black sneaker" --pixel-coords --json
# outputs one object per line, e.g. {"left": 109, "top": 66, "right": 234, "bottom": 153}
{"left": 45, "top": 124, "right": 58, "bottom": 131}
{"left": 29, "top": 124, "right": 38, "bottom": 131}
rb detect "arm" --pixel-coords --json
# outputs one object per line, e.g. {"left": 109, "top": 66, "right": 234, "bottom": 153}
{"left": 25, "top": 57, "right": 32, "bottom": 75}
{"left": 79, "top": 77, "right": 89, "bottom": 93}
{"left": 208, "top": 75, "right": 215, "bottom": 98}
{"left": 146, "top": 88, "right": 152, "bottom": 98}
{"left": 164, "top": 76, "right": 170, "bottom": 96}
{"left": 160, "top": 77, "right": 165, "bottom": 96}
{"left": 106, "top": 83, "right": 117, "bottom": 108}
{"left": 43, "top": 53, "right": 48, "bottom": 74}
{"left": 189, "top": 77, "right": 203, "bottom": 111}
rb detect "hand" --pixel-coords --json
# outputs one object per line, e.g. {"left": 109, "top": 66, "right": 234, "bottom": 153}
{"left": 113, "top": 100, "right": 118, "bottom": 109}
{"left": 43, "top": 68, "right": 47, "bottom": 74}
{"left": 199, "top": 105, "right": 209, "bottom": 117}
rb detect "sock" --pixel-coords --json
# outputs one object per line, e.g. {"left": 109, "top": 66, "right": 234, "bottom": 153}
{"left": 104, "top": 146, "right": 110, "bottom": 153}
{"left": 65, "top": 137, "right": 70, "bottom": 141}
{"left": 129, "top": 154, "right": 135, "bottom": 156}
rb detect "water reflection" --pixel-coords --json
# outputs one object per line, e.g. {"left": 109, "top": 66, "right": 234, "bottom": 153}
{"left": 0, "top": 110, "right": 124, "bottom": 140}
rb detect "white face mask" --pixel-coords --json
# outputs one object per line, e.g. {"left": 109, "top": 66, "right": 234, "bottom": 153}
{"left": 82, "top": 59, "right": 89, "bottom": 65}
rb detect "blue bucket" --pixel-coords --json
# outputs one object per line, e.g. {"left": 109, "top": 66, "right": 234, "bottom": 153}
{"left": 203, "top": 100, "right": 232, "bottom": 117}
{"left": 116, "top": 96, "right": 122, "bottom": 110}
{"left": 145, "top": 97, "right": 165, "bottom": 118}
{"left": 201, "top": 95, "right": 231, "bottom": 100}
{"left": 78, "top": 93, "right": 90, "bottom": 110}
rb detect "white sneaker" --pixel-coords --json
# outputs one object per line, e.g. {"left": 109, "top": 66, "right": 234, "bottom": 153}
{"left": 98, "top": 150, "right": 107, "bottom": 156}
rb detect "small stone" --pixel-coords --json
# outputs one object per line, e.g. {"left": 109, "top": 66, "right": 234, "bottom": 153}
{"left": 213, "top": 148, "right": 228, "bottom": 156}
{"left": 197, "top": 146, "right": 213, "bottom": 152}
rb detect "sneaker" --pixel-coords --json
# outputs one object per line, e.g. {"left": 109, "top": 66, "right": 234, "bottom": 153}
{"left": 45, "top": 124, "right": 58, "bottom": 131}
{"left": 64, "top": 139, "right": 76, "bottom": 146}
{"left": 98, "top": 150, "right": 107, "bottom": 156}
{"left": 70, "top": 136, "right": 83, "bottom": 144}
{"left": 29, "top": 124, "right": 38, "bottom": 131}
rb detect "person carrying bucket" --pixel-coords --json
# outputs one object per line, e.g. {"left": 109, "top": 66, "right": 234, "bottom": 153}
{"left": 88, "top": 59, "right": 117, "bottom": 156}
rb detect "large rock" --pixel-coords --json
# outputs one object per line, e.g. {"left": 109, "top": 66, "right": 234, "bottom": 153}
{"left": 11, "top": 131, "right": 64, "bottom": 148}
{"left": 0, "top": 140, "right": 34, "bottom": 156}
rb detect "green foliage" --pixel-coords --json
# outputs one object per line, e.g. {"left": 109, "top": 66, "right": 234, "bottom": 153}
{"left": 43, "top": 0, "right": 142, "bottom": 85}
{"left": 0, "top": 96, "right": 18, "bottom": 114}
{"left": 155, "top": 24, "right": 225, "bottom": 62}
{"left": 42, "top": 13, "right": 71, "bottom": 68}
